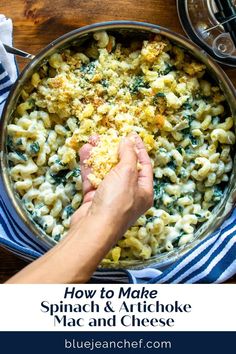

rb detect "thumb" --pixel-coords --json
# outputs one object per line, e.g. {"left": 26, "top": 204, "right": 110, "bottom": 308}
{"left": 118, "top": 136, "right": 138, "bottom": 166}
{"left": 79, "top": 143, "right": 96, "bottom": 203}
{"left": 79, "top": 134, "right": 99, "bottom": 199}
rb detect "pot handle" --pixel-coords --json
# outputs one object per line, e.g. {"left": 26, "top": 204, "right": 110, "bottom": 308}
{"left": 3, "top": 43, "right": 35, "bottom": 60}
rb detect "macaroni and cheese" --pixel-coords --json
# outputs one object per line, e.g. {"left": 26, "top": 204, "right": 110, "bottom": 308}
{"left": 7, "top": 31, "right": 235, "bottom": 262}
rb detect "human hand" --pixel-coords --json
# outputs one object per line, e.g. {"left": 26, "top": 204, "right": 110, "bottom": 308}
{"left": 70, "top": 132, "right": 153, "bottom": 244}
{"left": 7, "top": 133, "right": 153, "bottom": 284}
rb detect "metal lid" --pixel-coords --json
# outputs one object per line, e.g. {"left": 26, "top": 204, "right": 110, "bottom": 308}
{"left": 177, "top": 0, "right": 236, "bottom": 67}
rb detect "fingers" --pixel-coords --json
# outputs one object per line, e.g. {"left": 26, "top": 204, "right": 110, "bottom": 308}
{"left": 118, "top": 136, "right": 138, "bottom": 167}
{"left": 79, "top": 135, "right": 99, "bottom": 203}
{"left": 79, "top": 133, "right": 153, "bottom": 209}
{"left": 83, "top": 190, "right": 96, "bottom": 204}
{"left": 130, "top": 132, "right": 153, "bottom": 201}
{"left": 79, "top": 143, "right": 94, "bottom": 198}
{"left": 88, "top": 134, "right": 99, "bottom": 146}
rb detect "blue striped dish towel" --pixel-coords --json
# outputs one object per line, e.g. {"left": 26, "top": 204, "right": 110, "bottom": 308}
{"left": 0, "top": 15, "right": 49, "bottom": 260}
{"left": 0, "top": 15, "right": 17, "bottom": 112}
{"left": 0, "top": 15, "right": 236, "bottom": 284}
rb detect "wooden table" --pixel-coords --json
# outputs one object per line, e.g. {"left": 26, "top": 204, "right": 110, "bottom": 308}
{"left": 0, "top": 0, "right": 236, "bottom": 283}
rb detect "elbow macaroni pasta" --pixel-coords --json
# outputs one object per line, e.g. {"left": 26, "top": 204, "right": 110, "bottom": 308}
{"left": 6, "top": 31, "right": 235, "bottom": 263}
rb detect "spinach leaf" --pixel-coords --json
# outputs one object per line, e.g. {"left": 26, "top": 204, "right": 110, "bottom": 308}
{"left": 166, "top": 201, "right": 183, "bottom": 215}
{"left": 182, "top": 99, "right": 192, "bottom": 110}
{"left": 160, "top": 63, "right": 174, "bottom": 75}
{"left": 184, "top": 146, "right": 191, "bottom": 154}
{"left": 180, "top": 115, "right": 195, "bottom": 136}
{"left": 55, "top": 159, "right": 66, "bottom": 167}
{"left": 181, "top": 127, "right": 190, "bottom": 136}
{"left": 212, "top": 116, "right": 220, "bottom": 125}
{"left": 196, "top": 212, "right": 208, "bottom": 222}
{"left": 172, "top": 232, "right": 184, "bottom": 248}
{"left": 32, "top": 214, "right": 43, "bottom": 227}
{"left": 7, "top": 136, "right": 14, "bottom": 151}
{"left": 130, "top": 76, "right": 149, "bottom": 94}
{"left": 50, "top": 169, "right": 70, "bottom": 185}
{"left": 15, "top": 151, "right": 27, "bottom": 161}
{"left": 181, "top": 123, "right": 198, "bottom": 147}
{"left": 179, "top": 168, "right": 188, "bottom": 180}
{"left": 146, "top": 216, "right": 157, "bottom": 223}
{"left": 176, "top": 205, "right": 184, "bottom": 214}
{"left": 176, "top": 146, "right": 183, "bottom": 154}
{"left": 156, "top": 92, "right": 165, "bottom": 97}
{"left": 159, "top": 147, "right": 167, "bottom": 153}
{"left": 66, "top": 167, "right": 81, "bottom": 179}
{"left": 185, "top": 114, "right": 195, "bottom": 125}
{"left": 189, "top": 134, "right": 198, "bottom": 147}
{"left": 212, "top": 186, "right": 224, "bottom": 202}
{"left": 54, "top": 234, "right": 61, "bottom": 242}
{"left": 30, "top": 142, "right": 40, "bottom": 154}
{"left": 80, "top": 60, "right": 97, "bottom": 75}
{"left": 101, "top": 79, "right": 109, "bottom": 88}
{"left": 28, "top": 97, "right": 36, "bottom": 108}
{"left": 16, "top": 138, "right": 23, "bottom": 146}
{"left": 153, "top": 178, "right": 166, "bottom": 207}
{"left": 153, "top": 92, "right": 166, "bottom": 106}
{"left": 167, "top": 159, "right": 177, "bottom": 171}
{"left": 64, "top": 205, "right": 75, "bottom": 218}
{"left": 43, "top": 223, "right": 48, "bottom": 232}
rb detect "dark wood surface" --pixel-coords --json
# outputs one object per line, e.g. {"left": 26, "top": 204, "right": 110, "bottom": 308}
{"left": 0, "top": 0, "right": 235, "bottom": 283}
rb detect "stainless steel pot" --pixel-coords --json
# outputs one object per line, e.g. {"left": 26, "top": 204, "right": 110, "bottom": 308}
{"left": 1, "top": 21, "right": 236, "bottom": 269}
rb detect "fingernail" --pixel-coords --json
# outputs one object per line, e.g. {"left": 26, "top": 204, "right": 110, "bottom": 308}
{"left": 129, "top": 136, "right": 136, "bottom": 144}
{"left": 128, "top": 132, "right": 138, "bottom": 139}
{"left": 88, "top": 134, "right": 99, "bottom": 146}
{"left": 120, "top": 137, "right": 127, "bottom": 145}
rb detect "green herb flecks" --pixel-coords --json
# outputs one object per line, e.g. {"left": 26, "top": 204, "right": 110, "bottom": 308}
{"left": 155, "top": 92, "right": 166, "bottom": 98}
{"left": 50, "top": 169, "right": 70, "bottom": 185}
{"left": 54, "top": 234, "right": 61, "bottom": 242}
{"left": 159, "top": 147, "right": 167, "bottom": 153}
{"left": 181, "top": 127, "right": 190, "bottom": 136}
{"left": 65, "top": 205, "right": 75, "bottom": 218}
{"left": 182, "top": 99, "right": 192, "bottom": 110}
{"left": 166, "top": 201, "right": 183, "bottom": 215}
{"left": 212, "top": 186, "right": 224, "bottom": 202}
{"left": 176, "top": 146, "right": 183, "bottom": 154}
{"left": 172, "top": 232, "right": 185, "bottom": 248}
{"left": 153, "top": 92, "right": 166, "bottom": 105}
{"left": 146, "top": 216, "right": 157, "bottom": 224}
{"left": 189, "top": 134, "right": 198, "bottom": 147}
{"left": 101, "top": 79, "right": 109, "bottom": 88}
{"left": 7, "top": 136, "right": 14, "bottom": 151}
{"left": 55, "top": 159, "right": 67, "bottom": 167}
{"left": 181, "top": 124, "right": 199, "bottom": 148}
{"left": 15, "top": 151, "right": 27, "bottom": 161}
{"left": 30, "top": 142, "right": 40, "bottom": 154}
{"left": 66, "top": 168, "right": 81, "bottom": 179}
{"left": 160, "top": 63, "right": 174, "bottom": 75}
{"left": 130, "top": 76, "right": 150, "bottom": 94}
{"left": 179, "top": 168, "right": 188, "bottom": 180}
{"left": 196, "top": 212, "right": 208, "bottom": 222}
{"left": 212, "top": 116, "right": 220, "bottom": 125}
{"left": 185, "top": 114, "right": 195, "bottom": 125}
{"left": 80, "top": 60, "right": 97, "bottom": 75}
{"left": 167, "top": 159, "right": 177, "bottom": 171}
{"left": 32, "top": 214, "right": 43, "bottom": 227}
{"left": 28, "top": 97, "right": 36, "bottom": 108}
{"left": 43, "top": 223, "right": 48, "bottom": 232}
{"left": 153, "top": 178, "right": 166, "bottom": 208}
{"left": 16, "top": 138, "right": 23, "bottom": 146}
